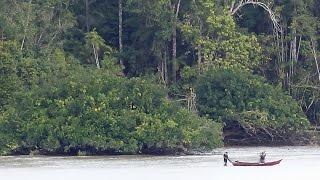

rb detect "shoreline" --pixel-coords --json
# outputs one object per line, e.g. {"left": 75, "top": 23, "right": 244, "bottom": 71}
{"left": 2, "top": 144, "right": 319, "bottom": 157}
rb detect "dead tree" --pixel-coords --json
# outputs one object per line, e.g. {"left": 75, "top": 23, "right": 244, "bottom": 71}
{"left": 229, "top": 0, "right": 285, "bottom": 84}
{"left": 172, "top": 88, "right": 197, "bottom": 112}
{"left": 229, "top": 0, "right": 281, "bottom": 33}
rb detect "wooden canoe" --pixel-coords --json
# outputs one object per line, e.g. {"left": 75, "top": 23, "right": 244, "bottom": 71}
{"left": 232, "top": 159, "right": 282, "bottom": 166}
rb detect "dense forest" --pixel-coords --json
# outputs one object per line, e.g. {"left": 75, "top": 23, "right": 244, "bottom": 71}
{"left": 0, "top": 0, "right": 319, "bottom": 155}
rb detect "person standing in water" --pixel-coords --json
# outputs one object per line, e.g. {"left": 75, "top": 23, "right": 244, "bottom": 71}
{"left": 260, "top": 151, "right": 266, "bottom": 163}
{"left": 223, "top": 152, "right": 229, "bottom": 166}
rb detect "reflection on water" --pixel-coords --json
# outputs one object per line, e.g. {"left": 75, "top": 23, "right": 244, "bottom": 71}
{"left": 0, "top": 146, "right": 319, "bottom": 180}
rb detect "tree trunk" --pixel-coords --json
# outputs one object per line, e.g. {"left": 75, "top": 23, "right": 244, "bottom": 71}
{"left": 281, "top": 28, "right": 287, "bottom": 88}
{"left": 172, "top": 24, "right": 177, "bottom": 82}
{"left": 171, "top": 0, "right": 181, "bottom": 83}
{"left": 164, "top": 47, "right": 168, "bottom": 85}
{"left": 160, "top": 59, "right": 165, "bottom": 84}
{"left": 296, "top": 36, "right": 302, "bottom": 61}
{"left": 119, "top": 0, "right": 124, "bottom": 67}
{"left": 0, "top": 28, "right": 4, "bottom": 41}
{"left": 85, "top": 0, "right": 90, "bottom": 32}
{"left": 290, "top": 27, "right": 297, "bottom": 77}
{"left": 311, "top": 39, "right": 320, "bottom": 83}
{"left": 92, "top": 43, "right": 100, "bottom": 69}
{"left": 197, "top": 17, "right": 203, "bottom": 74}
{"left": 20, "top": 0, "right": 33, "bottom": 51}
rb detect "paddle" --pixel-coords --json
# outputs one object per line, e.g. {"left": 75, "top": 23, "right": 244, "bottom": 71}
{"left": 227, "top": 158, "right": 234, "bottom": 164}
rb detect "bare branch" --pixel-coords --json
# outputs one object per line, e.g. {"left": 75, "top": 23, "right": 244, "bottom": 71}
{"left": 290, "top": 84, "right": 320, "bottom": 90}
{"left": 229, "top": 0, "right": 281, "bottom": 33}
{"left": 310, "top": 38, "right": 320, "bottom": 83}
{"left": 20, "top": 0, "right": 33, "bottom": 51}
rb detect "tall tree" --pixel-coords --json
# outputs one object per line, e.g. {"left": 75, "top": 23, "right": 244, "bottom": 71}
{"left": 171, "top": 0, "right": 181, "bottom": 83}
{"left": 85, "top": 0, "right": 90, "bottom": 32}
{"left": 119, "top": 0, "right": 124, "bottom": 67}
{"left": 85, "top": 29, "right": 111, "bottom": 68}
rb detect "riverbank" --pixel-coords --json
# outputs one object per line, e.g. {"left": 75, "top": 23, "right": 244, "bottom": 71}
{"left": 2, "top": 129, "right": 319, "bottom": 157}
{"left": 1, "top": 138, "right": 315, "bottom": 156}
{"left": 225, "top": 136, "right": 311, "bottom": 147}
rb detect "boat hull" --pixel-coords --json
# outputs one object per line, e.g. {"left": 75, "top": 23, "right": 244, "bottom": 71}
{"left": 232, "top": 159, "right": 282, "bottom": 166}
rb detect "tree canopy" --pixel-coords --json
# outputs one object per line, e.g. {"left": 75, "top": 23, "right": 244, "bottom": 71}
{"left": 1, "top": 0, "right": 319, "bottom": 154}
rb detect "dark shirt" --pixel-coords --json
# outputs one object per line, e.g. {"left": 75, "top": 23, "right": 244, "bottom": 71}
{"left": 223, "top": 154, "right": 228, "bottom": 161}
{"left": 260, "top": 154, "right": 266, "bottom": 162}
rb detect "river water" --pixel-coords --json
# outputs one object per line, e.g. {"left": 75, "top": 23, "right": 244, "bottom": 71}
{"left": 0, "top": 146, "right": 319, "bottom": 180}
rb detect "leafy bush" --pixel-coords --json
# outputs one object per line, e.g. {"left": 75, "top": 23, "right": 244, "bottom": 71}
{"left": 195, "top": 68, "right": 309, "bottom": 143}
{"left": 0, "top": 66, "right": 222, "bottom": 155}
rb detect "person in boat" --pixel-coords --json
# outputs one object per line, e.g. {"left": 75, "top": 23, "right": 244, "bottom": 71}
{"left": 223, "top": 152, "right": 229, "bottom": 166}
{"left": 260, "top": 151, "right": 266, "bottom": 163}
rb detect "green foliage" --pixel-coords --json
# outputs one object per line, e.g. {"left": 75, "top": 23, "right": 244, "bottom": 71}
{"left": 181, "top": 1, "right": 262, "bottom": 71}
{"left": 195, "top": 68, "right": 310, "bottom": 137}
{"left": 0, "top": 63, "right": 222, "bottom": 155}
{"left": 1, "top": 0, "right": 75, "bottom": 57}
{"left": 0, "top": 41, "right": 21, "bottom": 109}
{"left": 1, "top": 0, "right": 320, "bottom": 153}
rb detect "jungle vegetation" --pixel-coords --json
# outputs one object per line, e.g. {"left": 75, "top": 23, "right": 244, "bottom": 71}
{"left": 0, "top": 0, "right": 319, "bottom": 155}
